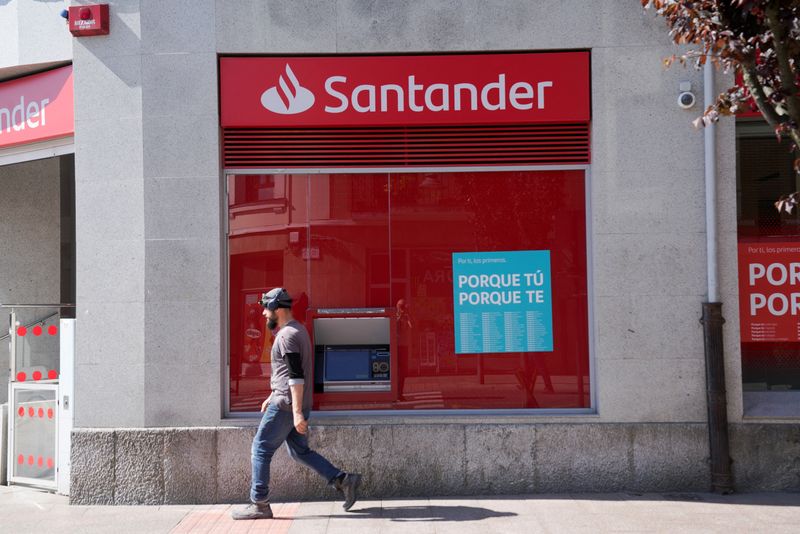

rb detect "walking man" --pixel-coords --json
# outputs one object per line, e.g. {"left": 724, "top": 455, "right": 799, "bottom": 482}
{"left": 232, "top": 287, "right": 362, "bottom": 520}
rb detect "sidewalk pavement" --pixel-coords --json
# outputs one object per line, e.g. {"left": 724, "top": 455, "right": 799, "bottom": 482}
{"left": 1, "top": 484, "right": 799, "bottom": 533}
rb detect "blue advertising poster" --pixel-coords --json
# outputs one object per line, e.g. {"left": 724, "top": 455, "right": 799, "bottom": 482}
{"left": 452, "top": 250, "right": 553, "bottom": 354}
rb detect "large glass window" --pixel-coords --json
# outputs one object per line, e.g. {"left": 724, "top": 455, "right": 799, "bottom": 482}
{"left": 227, "top": 170, "right": 591, "bottom": 413}
{"left": 736, "top": 120, "right": 800, "bottom": 416}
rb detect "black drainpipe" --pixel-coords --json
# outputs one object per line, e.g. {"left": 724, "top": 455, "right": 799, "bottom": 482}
{"left": 701, "top": 303, "right": 733, "bottom": 493}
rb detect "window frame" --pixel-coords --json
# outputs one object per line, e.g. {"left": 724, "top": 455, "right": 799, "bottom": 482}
{"left": 736, "top": 119, "right": 800, "bottom": 418}
{"left": 222, "top": 165, "right": 597, "bottom": 419}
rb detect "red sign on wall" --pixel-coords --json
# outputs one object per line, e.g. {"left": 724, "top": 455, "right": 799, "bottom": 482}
{"left": 738, "top": 242, "right": 800, "bottom": 342}
{"left": 0, "top": 66, "right": 74, "bottom": 149}
{"left": 220, "top": 52, "right": 590, "bottom": 128}
{"left": 68, "top": 4, "right": 110, "bottom": 37}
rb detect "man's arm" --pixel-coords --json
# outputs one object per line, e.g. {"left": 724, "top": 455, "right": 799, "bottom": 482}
{"left": 290, "top": 383, "right": 308, "bottom": 434}
{"left": 286, "top": 351, "right": 308, "bottom": 434}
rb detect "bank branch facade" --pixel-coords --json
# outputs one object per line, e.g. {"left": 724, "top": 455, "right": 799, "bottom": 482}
{"left": 0, "top": 1, "right": 798, "bottom": 504}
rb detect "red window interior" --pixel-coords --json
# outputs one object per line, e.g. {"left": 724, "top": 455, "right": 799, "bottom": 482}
{"left": 736, "top": 132, "right": 800, "bottom": 395}
{"left": 228, "top": 170, "right": 590, "bottom": 412}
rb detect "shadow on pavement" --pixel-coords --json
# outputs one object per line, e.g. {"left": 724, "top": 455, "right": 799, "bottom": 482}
{"left": 344, "top": 505, "right": 518, "bottom": 522}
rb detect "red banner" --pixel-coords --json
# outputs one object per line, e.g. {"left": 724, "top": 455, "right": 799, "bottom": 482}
{"left": 220, "top": 52, "right": 590, "bottom": 128}
{"left": 0, "top": 66, "right": 73, "bottom": 149}
{"left": 738, "top": 242, "right": 800, "bottom": 342}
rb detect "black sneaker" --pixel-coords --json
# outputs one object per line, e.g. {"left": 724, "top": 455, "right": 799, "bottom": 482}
{"left": 336, "top": 473, "right": 362, "bottom": 511}
{"left": 231, "top": 502, "right": 273, "bottom": 520}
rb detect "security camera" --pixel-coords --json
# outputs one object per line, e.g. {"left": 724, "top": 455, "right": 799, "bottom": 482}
{"left": 678, "top": 91, "right": 696, "bottom": 109}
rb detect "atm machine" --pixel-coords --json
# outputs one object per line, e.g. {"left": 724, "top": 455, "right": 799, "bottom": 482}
{"left": 311, "top": 308, "right": 398, "bottom": 407}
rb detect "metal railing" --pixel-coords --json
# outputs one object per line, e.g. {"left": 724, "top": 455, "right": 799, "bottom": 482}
{"left": 0, "top": 304, "right": 75, "bottom": 308}
{"left": 0, "top": 312, "right": 61, "bottom": 342}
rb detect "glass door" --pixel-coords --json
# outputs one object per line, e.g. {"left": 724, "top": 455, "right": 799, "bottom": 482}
{"left": 8, "top": 383, "right": 58, "bottom": 490}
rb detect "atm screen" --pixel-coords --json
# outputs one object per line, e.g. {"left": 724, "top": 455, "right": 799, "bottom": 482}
{"left": 324, "top": 347, "right": 372, "bottom": 381}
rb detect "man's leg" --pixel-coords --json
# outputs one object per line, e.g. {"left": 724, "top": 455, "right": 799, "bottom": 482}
{"left": 284, "top": 426, "right": 342, "bottom": 484}
{"left": 249, "top": 404, "right": 294, "bottom": 503}
{"left": 284, "top": 416, "right": 362, "bottom": 511}
{"left": 232, "top": 404, "right": 295, "bottom": 520}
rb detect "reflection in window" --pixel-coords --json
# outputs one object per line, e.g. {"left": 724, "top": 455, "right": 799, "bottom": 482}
{"left": 228, "top": 171, "right": 590, "bottom": 412}
{"left": 736, "top": 120, "right": 800, "bottom": 416}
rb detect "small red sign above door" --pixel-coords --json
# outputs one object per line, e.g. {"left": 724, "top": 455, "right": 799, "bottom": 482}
{"left": 0, "top": 66, "right": 74, "bottom": 149}
{"left": 220, "top": 52, "right": 590, "bottom": 128}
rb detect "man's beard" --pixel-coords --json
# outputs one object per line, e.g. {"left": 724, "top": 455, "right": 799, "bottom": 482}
{"left": 267, "top": 318, "right": 278, "bottom": 331}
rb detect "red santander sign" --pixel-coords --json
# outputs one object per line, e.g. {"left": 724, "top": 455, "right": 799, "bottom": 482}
{"left": 220, "top": 52, "right": 590, "bottom": 128}
{"left": 0, "top": 66, "right": 73, "bottom": 149}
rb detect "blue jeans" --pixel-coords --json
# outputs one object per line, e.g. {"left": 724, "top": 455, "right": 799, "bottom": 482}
{"left": 250, "top": 402, "right": 342, "bottom": 503}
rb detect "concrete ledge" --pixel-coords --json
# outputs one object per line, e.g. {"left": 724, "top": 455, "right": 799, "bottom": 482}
{"left": 632, "top": 424, "right": 709, "bottom": 492}
{"left": 70, "top": 423, "right": 799, "bottom": 504}
{"left": 730, "top": 423, "right": 800, "bottom": 491}
{"left": 115, "top": 430, "right": 165, "bottom": 505}
{"left": 465, "top": 424, "right": 535, "bottom": 494}
{"left": 164, "top": 428, "right": 217, "bottom": 504}
{"left": 215, "top": 427, "right": 253, "bottom": 503}
{"left": 70, "top": 429, "right": 115, "bottom": 505}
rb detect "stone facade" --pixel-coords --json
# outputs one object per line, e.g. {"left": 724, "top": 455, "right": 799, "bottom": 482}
{"left": 70, "top": 423, "right": 800, "bottom": 505}
{"left": 1, "top": 0, "right": 796, "bottom": 502}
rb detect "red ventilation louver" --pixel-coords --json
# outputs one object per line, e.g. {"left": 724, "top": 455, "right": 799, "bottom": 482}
{"left": 223, "top": 123, "right": 590, "bottom": 169}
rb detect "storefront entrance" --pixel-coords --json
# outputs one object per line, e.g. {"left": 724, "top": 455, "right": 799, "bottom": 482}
{"left": 1, "top": 65, "right": 75, "bottom": 492}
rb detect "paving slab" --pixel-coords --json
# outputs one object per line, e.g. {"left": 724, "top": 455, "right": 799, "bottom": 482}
{"left": 0, "top": 484, "right": 799, "bottom": 533}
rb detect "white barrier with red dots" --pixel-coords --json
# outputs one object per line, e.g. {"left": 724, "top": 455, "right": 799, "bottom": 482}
{"left": 10, "top": 396, "right": 57, "bottom": 485}
{"left": 14, "top": 323, "right": 60, "bottom": 382}
{"left": 8, "top": 320, "right": 61, "bottom": 490}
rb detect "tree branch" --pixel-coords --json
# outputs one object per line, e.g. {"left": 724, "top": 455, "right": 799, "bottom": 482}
{"left": 765, "top": 4, "right": 800, "bottom": 127}
{"left": 741, "top": 64, "right": 784, "bottom": 128}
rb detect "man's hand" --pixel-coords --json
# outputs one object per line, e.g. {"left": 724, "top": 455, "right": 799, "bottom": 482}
{"left": 293, "top": 411, "right": 308, "bottom": 434}
{"left": 260, "top": 394, "right": 272, "bottom": 412}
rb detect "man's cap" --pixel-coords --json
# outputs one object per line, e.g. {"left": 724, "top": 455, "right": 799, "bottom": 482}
{"left": 260, "top": 287, "right": 293, "bottom": 310}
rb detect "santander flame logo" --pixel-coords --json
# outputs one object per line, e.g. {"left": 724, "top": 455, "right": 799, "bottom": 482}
{"left": 260, "top": 64, "right": 315, "bottom": 115}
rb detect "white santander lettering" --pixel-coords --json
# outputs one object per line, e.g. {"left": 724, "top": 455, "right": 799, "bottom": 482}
{"left": 408, "top": 75, "right": 424, "bottom": 112}
{"left": 424, "top": 84, "right": 449, "bottom": 112}
{"left": 320, "top": 73, "right": 556, "bottom": 114}
{"left": 26, "top": 101, "right": 40, "bottom": 127}
{"left": 480, "top": 74, "right": 506, "bottom": 111}
{"left": 0, "top": 97, "right": 50, "bottom": 134}
{"left": 352, "top": 84, "right": 376, "bottom": 112}
{"left": 509, "top": 82, "right": 533, "bottom": 110}
{"left": 324, "top": 76, "right": 348, "bottom": 113}
{"left": 39, "top": 98, "right": 49, "bottom": 125}
{"left": 537, "top": 81, "right": 553, "bottom": 109}
{"left": 380, "top": 84, "right": 404, "bottom": 112}
{"left": 454, "top": 83, "right": 478, "bottom": 110}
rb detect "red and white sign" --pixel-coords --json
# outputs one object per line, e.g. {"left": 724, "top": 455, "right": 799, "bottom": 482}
{"left": 738, "top": 241, "right": 800, "bottom": 342}
{"left": 68, "top": 4, "right": 110, "bottom": 37}
{"left": 0, "top": 66, "right": 73, "bottom": 149}
{"left": 220, "top": 52, "right": 590, "bottom": 128}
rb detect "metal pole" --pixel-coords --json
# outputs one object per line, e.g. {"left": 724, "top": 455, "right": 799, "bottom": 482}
{"left": 705, "top": 64, "right": 718, "bottom": 303}
{"left": 0, "top": 304, "right": 76, "bottom": 308}
{"left": 9, "top": 311, "right": 15, "bottom": 382}
{"left": 702, "top": 61, "right": 733, "bottom": 493}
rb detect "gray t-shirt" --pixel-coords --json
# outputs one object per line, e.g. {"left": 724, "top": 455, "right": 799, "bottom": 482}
{"left": 270, "top": 319, "right": 313, "bottom": 412}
